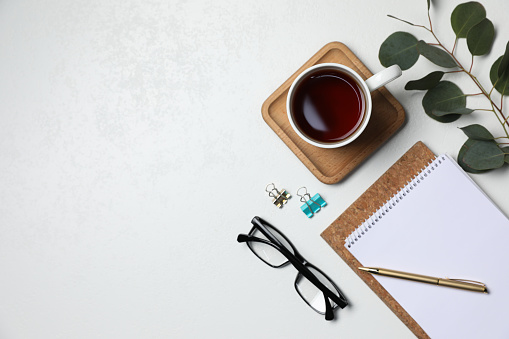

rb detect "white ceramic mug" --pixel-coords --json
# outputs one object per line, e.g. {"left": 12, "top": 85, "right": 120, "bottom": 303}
{"left": 286, "top": 63, "right": 402, "bottom": 148}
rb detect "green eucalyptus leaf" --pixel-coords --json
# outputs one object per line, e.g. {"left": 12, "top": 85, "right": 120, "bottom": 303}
{"left": 490, "top": 56, "right": 509, "bottom": 96}
{"left": 501, "top": 146, "right": 509, "bottom": 164}
{"left": 379, "top": 32, "right": 419, "bottom": 70}
{"left": 460, "top": 124, "right": 495, "bottom": 140}
{"left": 434, "top": 107, "right": 474, "bottom": 116}
{"left": 467, "top": 18, "right": 494, "bottom": 56}
{"left": 458, "top": 139, "right": 489, "bottom": 173}
{"left": 451, "top": 2, "right": 486, "bottom": 39}
{"left": 498, "top": 41, "right": 509, "bottom": 78}
{"left": 461, "top": 139, "right": 505, "bottom": 170}
{"left": 405, "top": 71, "right": 444, "bottom": 90}
{"left": 422, "top": 81, "right": 466, "bottom": 123}
{"left": 416, "top": 41, "right": 457, "bottom": 68}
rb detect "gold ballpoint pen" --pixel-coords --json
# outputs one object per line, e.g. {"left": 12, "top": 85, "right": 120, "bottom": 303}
{"left": 359, "top": 267, "right": 488, "bottom": 294}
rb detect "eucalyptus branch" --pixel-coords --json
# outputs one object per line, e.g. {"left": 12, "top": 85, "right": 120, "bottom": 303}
{"left": 427, "top": 29, "right": 506, "bottom": 124}
{"left": 379, "top": 1, "right": 509, "bottom": 172}
{"left": 387, "top": 15, "right": 429, "bottom": 30}
{"left": 427, "top": 2, "right": 433, "bottom": 31}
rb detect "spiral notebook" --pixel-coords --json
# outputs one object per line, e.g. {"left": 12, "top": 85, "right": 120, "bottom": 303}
{"left": 321, "top": 142, "right": 509, "bottom": 339}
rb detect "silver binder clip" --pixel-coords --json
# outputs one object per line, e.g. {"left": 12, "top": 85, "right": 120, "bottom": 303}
{"left": 265, "top": 183, "right": 291, "bottom": 208}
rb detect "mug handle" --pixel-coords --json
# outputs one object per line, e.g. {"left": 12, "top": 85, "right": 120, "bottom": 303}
{"left": 365, "top": 65, "right": 402, "bottom": 92}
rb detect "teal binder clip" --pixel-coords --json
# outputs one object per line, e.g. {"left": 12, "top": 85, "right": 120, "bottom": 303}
{"left": 297, "top": 187, "right": 327, "bottom": 218}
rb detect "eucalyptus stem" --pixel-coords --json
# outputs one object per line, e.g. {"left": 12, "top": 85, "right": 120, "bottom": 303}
{"left": 489, "top": 79, "right": 499, "bottom": 96}
{"left": 452, "top": 38, "right": 458, "bottom": 55}
{"left": 489, "top": 98, "right": 509, "bottom": 137}
{"left": 502, "top": 95, "right": 505, "bottom": 112}
{"left": 427, "top": 4, "right": 433, "bottom": 31}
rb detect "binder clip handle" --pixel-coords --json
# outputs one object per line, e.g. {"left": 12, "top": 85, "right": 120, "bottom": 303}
{"left": 266, "top": 183, "right": 280, "bottom": 199}
{"left": 297, "top": 187, "right": 312, "bottom": 203}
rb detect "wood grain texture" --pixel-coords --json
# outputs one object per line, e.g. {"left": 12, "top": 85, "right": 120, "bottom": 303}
{"left": 321, "top": 141, "right": 435, "bottom": 339}
{"left": 261, "top": 42, "right": 406, "bottom": 184}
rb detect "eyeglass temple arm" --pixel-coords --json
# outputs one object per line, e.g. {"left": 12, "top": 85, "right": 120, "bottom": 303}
{"left": 237, "top": 233, "right": 347, "bottom": 309}
{"left": 237, "top": 234, "right": 250, "bottom": 243}
{"left": 324, "top": 294, "right": 334, "bottom": 321}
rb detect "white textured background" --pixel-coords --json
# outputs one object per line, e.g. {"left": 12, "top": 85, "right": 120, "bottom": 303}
{"left": 0, "top": 0, "right": 508, "bottom": 338}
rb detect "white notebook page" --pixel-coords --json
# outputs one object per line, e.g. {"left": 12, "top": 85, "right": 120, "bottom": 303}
{"left": 347, "top": 155, "right": 509, "bottom": 339}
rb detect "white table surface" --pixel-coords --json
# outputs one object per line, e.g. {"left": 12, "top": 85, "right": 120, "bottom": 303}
{"left": 1, "top": 0, "right": 508, "bottom": 338}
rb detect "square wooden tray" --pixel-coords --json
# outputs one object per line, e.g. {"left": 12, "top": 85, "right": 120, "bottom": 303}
{"left": 261, "top": 42, "right": 405, "bottom": 184}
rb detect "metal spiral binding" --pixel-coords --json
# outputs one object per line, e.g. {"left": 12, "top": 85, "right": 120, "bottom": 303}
{"left": 345, "top": 155, "right": 446, "bottom": 248}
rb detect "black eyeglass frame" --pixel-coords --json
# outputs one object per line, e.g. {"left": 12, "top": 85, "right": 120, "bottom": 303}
{"left": 237, "top": 216, "right": 348, "bottom": 320}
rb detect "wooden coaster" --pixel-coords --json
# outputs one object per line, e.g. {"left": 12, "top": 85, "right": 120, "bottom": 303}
{"left": 261, "top": 42, "right": 405, "bottom": 184}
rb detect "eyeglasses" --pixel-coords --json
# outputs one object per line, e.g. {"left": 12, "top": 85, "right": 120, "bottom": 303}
{"left": 237, "top": 216, "right": 348, "bottom": 320}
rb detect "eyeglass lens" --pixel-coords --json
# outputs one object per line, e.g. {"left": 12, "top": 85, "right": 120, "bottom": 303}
{"left": 295, "top": 264, "right": 340, "bottom": 314}
{"left": 247, "top": 226, "right": 295, "bottom": 267}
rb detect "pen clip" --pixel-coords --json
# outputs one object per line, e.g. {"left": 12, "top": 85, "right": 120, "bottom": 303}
{"left": 445, "top": 278, "right": 486, "bottom": 287}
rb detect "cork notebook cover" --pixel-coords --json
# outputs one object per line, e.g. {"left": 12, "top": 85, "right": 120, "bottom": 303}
{"left": 321, "top": 141, "right": 435, "bottom": 339}
{"left": 261, "top": 42, "right": 405, "bottom": 184}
